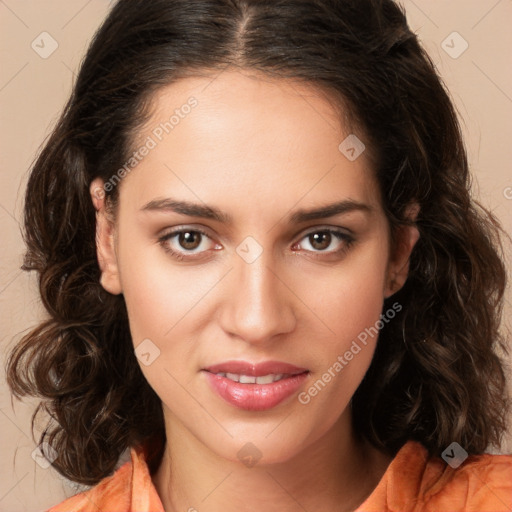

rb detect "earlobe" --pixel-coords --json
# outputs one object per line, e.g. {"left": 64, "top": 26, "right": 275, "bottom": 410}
{"left": 384, "top": 203, "right": 420, "bottom": 298}
{"left": 90, "top": 178, "right": 123, "bottom": 295}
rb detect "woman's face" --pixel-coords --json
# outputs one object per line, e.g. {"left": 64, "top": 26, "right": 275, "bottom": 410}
{"left": 92, "top": 69, "right": 417, "bottom": 465}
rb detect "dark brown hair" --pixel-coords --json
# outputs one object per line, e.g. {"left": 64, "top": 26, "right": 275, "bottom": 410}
{"left": 6, "top": 0, "right": 510, "bottom": 485}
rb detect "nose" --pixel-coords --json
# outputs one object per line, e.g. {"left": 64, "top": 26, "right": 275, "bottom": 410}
{"left": 218, "top": 249, "right": 297, "bottom": 345}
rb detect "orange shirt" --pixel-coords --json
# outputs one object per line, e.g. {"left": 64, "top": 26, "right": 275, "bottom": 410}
{"left": 47, "top": 440, "right": 512, "bottom": 511}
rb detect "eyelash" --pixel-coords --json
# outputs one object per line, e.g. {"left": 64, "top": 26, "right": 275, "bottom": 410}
{"left": 158, "top": 227, "right": 355, "bottom": 262}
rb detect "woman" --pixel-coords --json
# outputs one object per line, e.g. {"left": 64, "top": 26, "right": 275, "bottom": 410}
{"left": 7, "top": 0, "right": 512, "bottom": 510}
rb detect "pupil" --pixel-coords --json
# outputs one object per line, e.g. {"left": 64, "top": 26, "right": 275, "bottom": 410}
{"left": 179, "top": 231, "right": 200, "bottom": 250}
{"left": 310, "top": 232, "right": 331, "bottom": 251}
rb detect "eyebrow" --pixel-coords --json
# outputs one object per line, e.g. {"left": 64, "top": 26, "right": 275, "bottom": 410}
{"left": 140, "top": 198, "right": 372, "bottom": 224}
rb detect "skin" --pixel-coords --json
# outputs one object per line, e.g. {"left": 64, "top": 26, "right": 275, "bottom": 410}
{"left": 91, "top": 68, "right": 419, "bottom": 512}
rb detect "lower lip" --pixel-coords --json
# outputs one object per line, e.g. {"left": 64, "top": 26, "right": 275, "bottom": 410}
{"left": 203, "top": 371, "right": 309, "bottom": 411}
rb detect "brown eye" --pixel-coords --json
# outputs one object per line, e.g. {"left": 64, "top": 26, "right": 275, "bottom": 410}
{"left": 293, "top": 228, "right": 355, "bottom": 259}
{"left": 158, "top": 227, "right": 220, "bottom": 261}
{"left": 177, "top": 231, "right": 202, "bottom": 250}
{"left": 308, "top": 232, "right": 332, "bottom": 251}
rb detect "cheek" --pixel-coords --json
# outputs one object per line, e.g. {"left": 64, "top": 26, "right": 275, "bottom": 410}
{"left": 314, "top": 242, "right": 389, "bottom": 346}
{"left": 116, "top": 241, "right": 211, "bottom": 399}
{"left": 116, "top": 230, "right": 204, "bottom": 336}
{"left": 116, "top": 234, "right": 228, "bottom": 383}
{"left": 297, "top": 242, "right": 390, "bottom": 409}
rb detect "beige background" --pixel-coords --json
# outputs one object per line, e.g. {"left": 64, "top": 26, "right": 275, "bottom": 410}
{"left": 1, "top": 1, "right": 511, "bottom": 510}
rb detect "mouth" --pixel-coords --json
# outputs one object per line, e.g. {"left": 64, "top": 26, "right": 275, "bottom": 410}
{"left": 202, "top": 360, "right": 309, "bottom": 411}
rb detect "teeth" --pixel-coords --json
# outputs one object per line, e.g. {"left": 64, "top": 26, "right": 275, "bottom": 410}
{"left": 255, "top": 374, "right": 274, "bottom": 384}
{"left": 219, "top": 373, "right": 286, "bottom": 384}
{"left": 239, "top": 375, "right": 256, "bottom": 384}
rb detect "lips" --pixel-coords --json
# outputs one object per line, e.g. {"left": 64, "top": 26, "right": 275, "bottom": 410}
{"left": 203, "top": 360, "right": 309, "bottom": 411}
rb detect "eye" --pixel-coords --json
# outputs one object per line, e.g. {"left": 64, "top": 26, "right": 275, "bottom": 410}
{"left": 292, "top": 228, "right": 354, "bottom": 257}
{"left": 158, "top": 228, "right": 220, "bottom": 260}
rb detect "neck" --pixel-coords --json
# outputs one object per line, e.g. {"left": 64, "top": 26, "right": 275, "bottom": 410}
{"left": 152, "top": 407, "right": 393, "bottom": 512}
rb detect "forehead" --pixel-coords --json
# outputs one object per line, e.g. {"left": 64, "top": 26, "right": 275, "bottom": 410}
{"left": 120, "top": 69, "right": 381, "bottom": 218}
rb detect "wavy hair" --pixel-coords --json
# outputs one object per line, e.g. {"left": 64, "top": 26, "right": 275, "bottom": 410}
{"left": 6, "top": 0, "right": 510, "bottom": 485}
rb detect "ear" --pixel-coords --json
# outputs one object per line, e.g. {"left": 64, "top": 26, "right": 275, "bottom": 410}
{"left": 384, "top": 203, "right": 420, "bottom": 298}
{"left": 90, "top": 178, "right": 122, "bottom": 295}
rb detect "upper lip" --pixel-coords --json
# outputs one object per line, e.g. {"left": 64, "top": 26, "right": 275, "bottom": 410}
{"left": 203, "top": 360, "right": 308, "bottom": 376}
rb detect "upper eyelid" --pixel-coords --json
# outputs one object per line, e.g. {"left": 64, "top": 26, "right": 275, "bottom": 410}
{"left": 299, "top": 225, "right": 353, "bottom": 237}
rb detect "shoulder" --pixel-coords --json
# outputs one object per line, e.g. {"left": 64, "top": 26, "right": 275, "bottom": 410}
{"left": 381, "top": 440, "right": 512, "bottom": 511}
{"left": 46, "top": 445, "right": 164, "bottom": 512}
{"left": 429, "top": 447, "right": 512, "bottom": 510}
